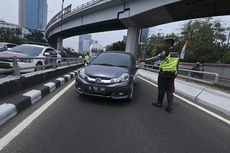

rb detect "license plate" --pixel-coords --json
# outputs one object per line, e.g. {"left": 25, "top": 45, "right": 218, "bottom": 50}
{"left": 89, "top": 86, "right": 105, "bottom": 92}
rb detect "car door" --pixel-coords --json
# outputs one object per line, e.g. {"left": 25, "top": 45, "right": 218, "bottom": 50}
{"left": 44, "top": 48, "right": 57, "bottom": 67}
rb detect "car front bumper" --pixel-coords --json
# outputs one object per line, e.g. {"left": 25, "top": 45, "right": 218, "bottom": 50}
{"left": 75, "top": 75, "right": 133, "bottom": 99}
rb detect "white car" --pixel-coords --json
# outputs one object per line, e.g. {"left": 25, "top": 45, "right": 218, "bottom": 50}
{"left": 8, "top": 44, "right": 61, "bottom": 73}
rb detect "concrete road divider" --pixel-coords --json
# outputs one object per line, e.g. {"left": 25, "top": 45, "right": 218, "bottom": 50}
{"left": 0, "top": 70, "right": 79, "bottom": 126}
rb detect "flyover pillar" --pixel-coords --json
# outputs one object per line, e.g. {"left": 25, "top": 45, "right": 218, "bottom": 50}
{"left": 57, "top": 36, "right": 63, "bottom": 50}
{"left": 125, "top": 27, "right": 140, "bottom": 58}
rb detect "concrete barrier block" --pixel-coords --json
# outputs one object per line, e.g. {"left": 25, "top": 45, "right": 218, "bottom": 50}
{"left": 56, "top": 78, "right": 65, "bottom": 85}
{"left": 23, "top": 90, "right": 42, "bottom": 104}
{"left": 44, "top": 82, "right": 56, "bottom": 92}
{"left": 64, "top": 74, "right": 71, "bottom": 81}
{"left": 0, "top": 104, "right": 17, "bottom": 126}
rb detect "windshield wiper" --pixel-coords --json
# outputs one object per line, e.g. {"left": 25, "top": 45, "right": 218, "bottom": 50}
{"left": 116, "top": 65, "right": 129, "bottom": 68}
{"left": 92, "top": 63, "right": 115, "bottom": 66}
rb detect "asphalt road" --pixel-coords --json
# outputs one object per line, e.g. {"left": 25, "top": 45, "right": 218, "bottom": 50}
{"left": 0, "top": 78, "right": 230, "bottom": 153}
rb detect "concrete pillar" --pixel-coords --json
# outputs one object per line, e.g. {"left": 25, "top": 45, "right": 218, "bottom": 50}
{"left": 56, "top": 36, "right": 63, "bottom": 50}
{"left": 125, "top": 27, "right": 140, "bottom": 58}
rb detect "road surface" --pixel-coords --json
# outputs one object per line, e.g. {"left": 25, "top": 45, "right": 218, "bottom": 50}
{"left": 0, "top": 78, "right": 229, "bottom": 153}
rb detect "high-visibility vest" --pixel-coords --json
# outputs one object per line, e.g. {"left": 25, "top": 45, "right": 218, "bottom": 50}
{"left": 159, "top": 52, "right": 179, "bottom": 72}
{"left": 84, "top": 55, "right": 89, "bottom": 61}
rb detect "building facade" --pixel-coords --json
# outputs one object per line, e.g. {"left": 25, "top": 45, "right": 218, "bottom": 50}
{"left": 0, "top": 20, "right": 29, "bottom": 38}
{"left": 78, "top": 34, "right": 92, "bottom": 54}
{"left": 18, "top": 0, "right": 48, "bottom": 31}
{"left": 140, "top": 28, "right": 149, "bottom": 42}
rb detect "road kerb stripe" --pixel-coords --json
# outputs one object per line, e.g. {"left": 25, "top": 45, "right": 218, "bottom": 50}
{"left": 23, "top": 90, "right": 42, "bottom": 104}
{"left": 137, "top": 76, "right": 230, "bottom": 125}
{"left": 0, "top": 80, "right": 75, "bottom": 151}
{"left": 43, "top": 82, "right": 56, "bottom": 92}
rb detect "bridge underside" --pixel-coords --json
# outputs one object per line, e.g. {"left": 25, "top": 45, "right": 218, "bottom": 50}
{"left": 123, "top": 0, "right": 230, "bottom": 28}
{"left": 47, "top": 0, "right": 230, "bottom": 55}
{"left": 48, "top": 19, "right": 126, "bottom": 47}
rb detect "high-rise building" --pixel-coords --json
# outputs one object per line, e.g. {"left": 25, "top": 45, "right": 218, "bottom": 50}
{"left": 140, "top": 28, "right": 149, "bottom": 42}
{"left": 18, "top": 0, "right": 48, "bottom": 31}
{"left": 78, "top": 34, "right": 92, "bottom": 54}
{"left": 18, "top": 0, "right": 25, "bottom": 28}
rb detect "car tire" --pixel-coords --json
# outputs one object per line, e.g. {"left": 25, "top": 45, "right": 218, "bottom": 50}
{"left": 34, "top": 62, "right": 43, "bottom": 71}
{"left": 127, "top": 84, "right": 134, "bottom": 102}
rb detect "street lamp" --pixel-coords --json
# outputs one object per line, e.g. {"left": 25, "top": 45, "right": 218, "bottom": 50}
{"left": 227, "top": 27, "right": 230, "bottom": 45}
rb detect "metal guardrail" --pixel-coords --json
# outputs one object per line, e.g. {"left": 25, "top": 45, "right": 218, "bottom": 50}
{"left": 47, "top": 0, "right": 104, "bottom": 29}
{"left": 139, "top": 64, "right": 219, "bottom": 85}
{"left": 0, "top": 56, "right": 84, "bottom": 77}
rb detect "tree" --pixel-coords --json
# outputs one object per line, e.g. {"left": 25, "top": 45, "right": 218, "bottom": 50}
{"left": 223, "top": 48, "right": 230, "bottom": 64}
{"left": 139, "top": 33, "right": 180, "bottom": 58}
{"left": 181, "top": 18, "right": 226, "bottom": 63}
{"left": 106, "top": 40, "right": 126, "bottom": 51}
{"left": 24, "top": 29, "right": 47, "bottom": 43}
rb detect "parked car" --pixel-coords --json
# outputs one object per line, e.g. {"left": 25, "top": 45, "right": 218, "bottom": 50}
{"left": 0, "top": 42, "right": 17, "bottom": 52}
{"left": 75, "top": 51, "right": 138, "bottom": 101}
{"left": 8, "top": 44, "right": 61, "bottom": 72}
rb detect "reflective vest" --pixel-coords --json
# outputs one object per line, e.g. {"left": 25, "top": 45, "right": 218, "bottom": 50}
{"left": 84, "top": 55, "right": 89, "bottom": 61}
{"left": 159, "top": 52, "right": 179, "bottom": 72}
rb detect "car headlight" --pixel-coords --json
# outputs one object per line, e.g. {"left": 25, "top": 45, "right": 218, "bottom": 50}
{"left": 78, "top": 68, "right": 86, "bottom": 78}
{"left": 18, "top": 59, "right": 33, "bottom": 63}
{"left": 111, "top": 73, "right": 130, "bottom": 83}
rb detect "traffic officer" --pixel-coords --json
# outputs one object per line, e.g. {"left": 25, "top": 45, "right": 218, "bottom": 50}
{"left": 84, "top": 52, "right": 90, "bottom": 65}
{"left": 141, "top": 38, "right": 180, "bottom": 113}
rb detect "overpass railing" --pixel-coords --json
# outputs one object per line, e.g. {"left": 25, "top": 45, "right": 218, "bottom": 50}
{"left": 0, "top": 57, "right": 83, "bottom": 77}
{"left": 47, "top": 0, "right": 104, "bottom": 29}
{"left": 139, "top": 63, "right": 219, "bottom": 85}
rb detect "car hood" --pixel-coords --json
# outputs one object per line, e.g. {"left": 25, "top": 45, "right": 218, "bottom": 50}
{"left": 85, "top": 65, "right": 129, "bottom": 79}
{"left": 0, "top": 51, "right": 26, "bottom": 57}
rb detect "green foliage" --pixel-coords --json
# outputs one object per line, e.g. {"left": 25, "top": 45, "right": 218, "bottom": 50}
{"left": 64, "top": 47, "right": 82, "bottom": 57}
{"left": 181, "top": 18, "right": 226, "bottom": 63}
{"left": 223, "top": 48, "right": 230, "bottom": 64}
{"left": 106, "top": 40, "right": 125, "bottom": 51}
{"left": 141, "top": 18, "right": 228, "bottom": 63}
{"left": 24, "top": 29, "right": 47, "bottom": 43}
{"left": 0, "top": 27, "right": 23, "bottom": 44}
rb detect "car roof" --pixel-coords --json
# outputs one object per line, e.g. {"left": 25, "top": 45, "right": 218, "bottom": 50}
{"left": 101, "top": 51, "right": 132, "bottom": 56}
{"left": 0, "top": 42, "right": 16, "bottom": 45}
{"left": 19, "top": 44, "right": 48, "bottom": 48}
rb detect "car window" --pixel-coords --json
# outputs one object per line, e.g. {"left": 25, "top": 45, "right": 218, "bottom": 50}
{"left": 11, "top": 45, "right": 44, "bottom": 56}
{"left": 44, "top": 49, "right": 57, "bottom": 56}
{"left": 91, "top": 53, "right": 132, "bottom": 68}
{"left": 6, "top": 44, "right": 16, "bottom": 48}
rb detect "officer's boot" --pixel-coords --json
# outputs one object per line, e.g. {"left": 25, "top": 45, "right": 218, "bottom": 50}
{"left": 165, "top": 92, "right": 173, "bottom": 113}
{"left": 152, "top": 89, "right": 164, "bottom": 108}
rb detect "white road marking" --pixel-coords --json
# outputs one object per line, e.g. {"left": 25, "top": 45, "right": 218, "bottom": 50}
{"left": 0, "top": 80, "right": 75, "bottom": 151}
{"left": 137, "top": 76, "right": 230, "bottom": 125}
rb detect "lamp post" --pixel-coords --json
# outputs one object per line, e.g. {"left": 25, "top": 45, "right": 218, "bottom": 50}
{"left": 227, "top": 27, "right": 230, "bottom": 46}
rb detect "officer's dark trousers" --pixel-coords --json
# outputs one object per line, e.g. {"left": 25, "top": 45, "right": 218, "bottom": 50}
{"left": 157, "top": 71, "right": 175, "bottom": 108}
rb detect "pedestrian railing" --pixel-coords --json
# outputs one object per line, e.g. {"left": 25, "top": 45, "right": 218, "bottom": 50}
{"left": 139, "top": 63, "right": 219, "bottom": 85}
{"left": 0, "top": 56, "right": 84, "bottom": 77}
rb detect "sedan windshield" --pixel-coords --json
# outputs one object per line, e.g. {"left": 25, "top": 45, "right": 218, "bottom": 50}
{"left": 11, "top": 45, "right": 44, "bottom": 57}
{"left": 91, "top": 53, "right": 132, "bottom": 68}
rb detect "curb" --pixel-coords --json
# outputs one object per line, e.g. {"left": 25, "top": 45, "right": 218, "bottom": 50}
{"left": 137, "top": 71, "right": 230, "bottom": 117}
{"left": 0, "top": 71, "right": 78, "bottom": 126}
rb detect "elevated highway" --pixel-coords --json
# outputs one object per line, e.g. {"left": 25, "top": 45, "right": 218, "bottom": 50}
{"left": 46, "top": 0, "right": 230, "bottom": 56}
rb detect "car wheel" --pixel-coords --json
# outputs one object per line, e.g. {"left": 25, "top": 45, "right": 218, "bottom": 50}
{"left": 34, "top": 62, "right": 43, "bottom": 71}
{"left": 127, "top": 84, "right": 134, "bottom": 102}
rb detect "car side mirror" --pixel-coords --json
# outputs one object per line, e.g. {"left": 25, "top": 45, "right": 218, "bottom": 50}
{"left": 44, "top": 52, "right": 50, "bottom": 56}
{"left": 135, "top": 64, "right": 140, "bottom": 70}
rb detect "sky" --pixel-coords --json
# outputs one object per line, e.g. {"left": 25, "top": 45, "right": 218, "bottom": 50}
{"left": 0, "top": 0, "right": 230, "bottom": 51}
